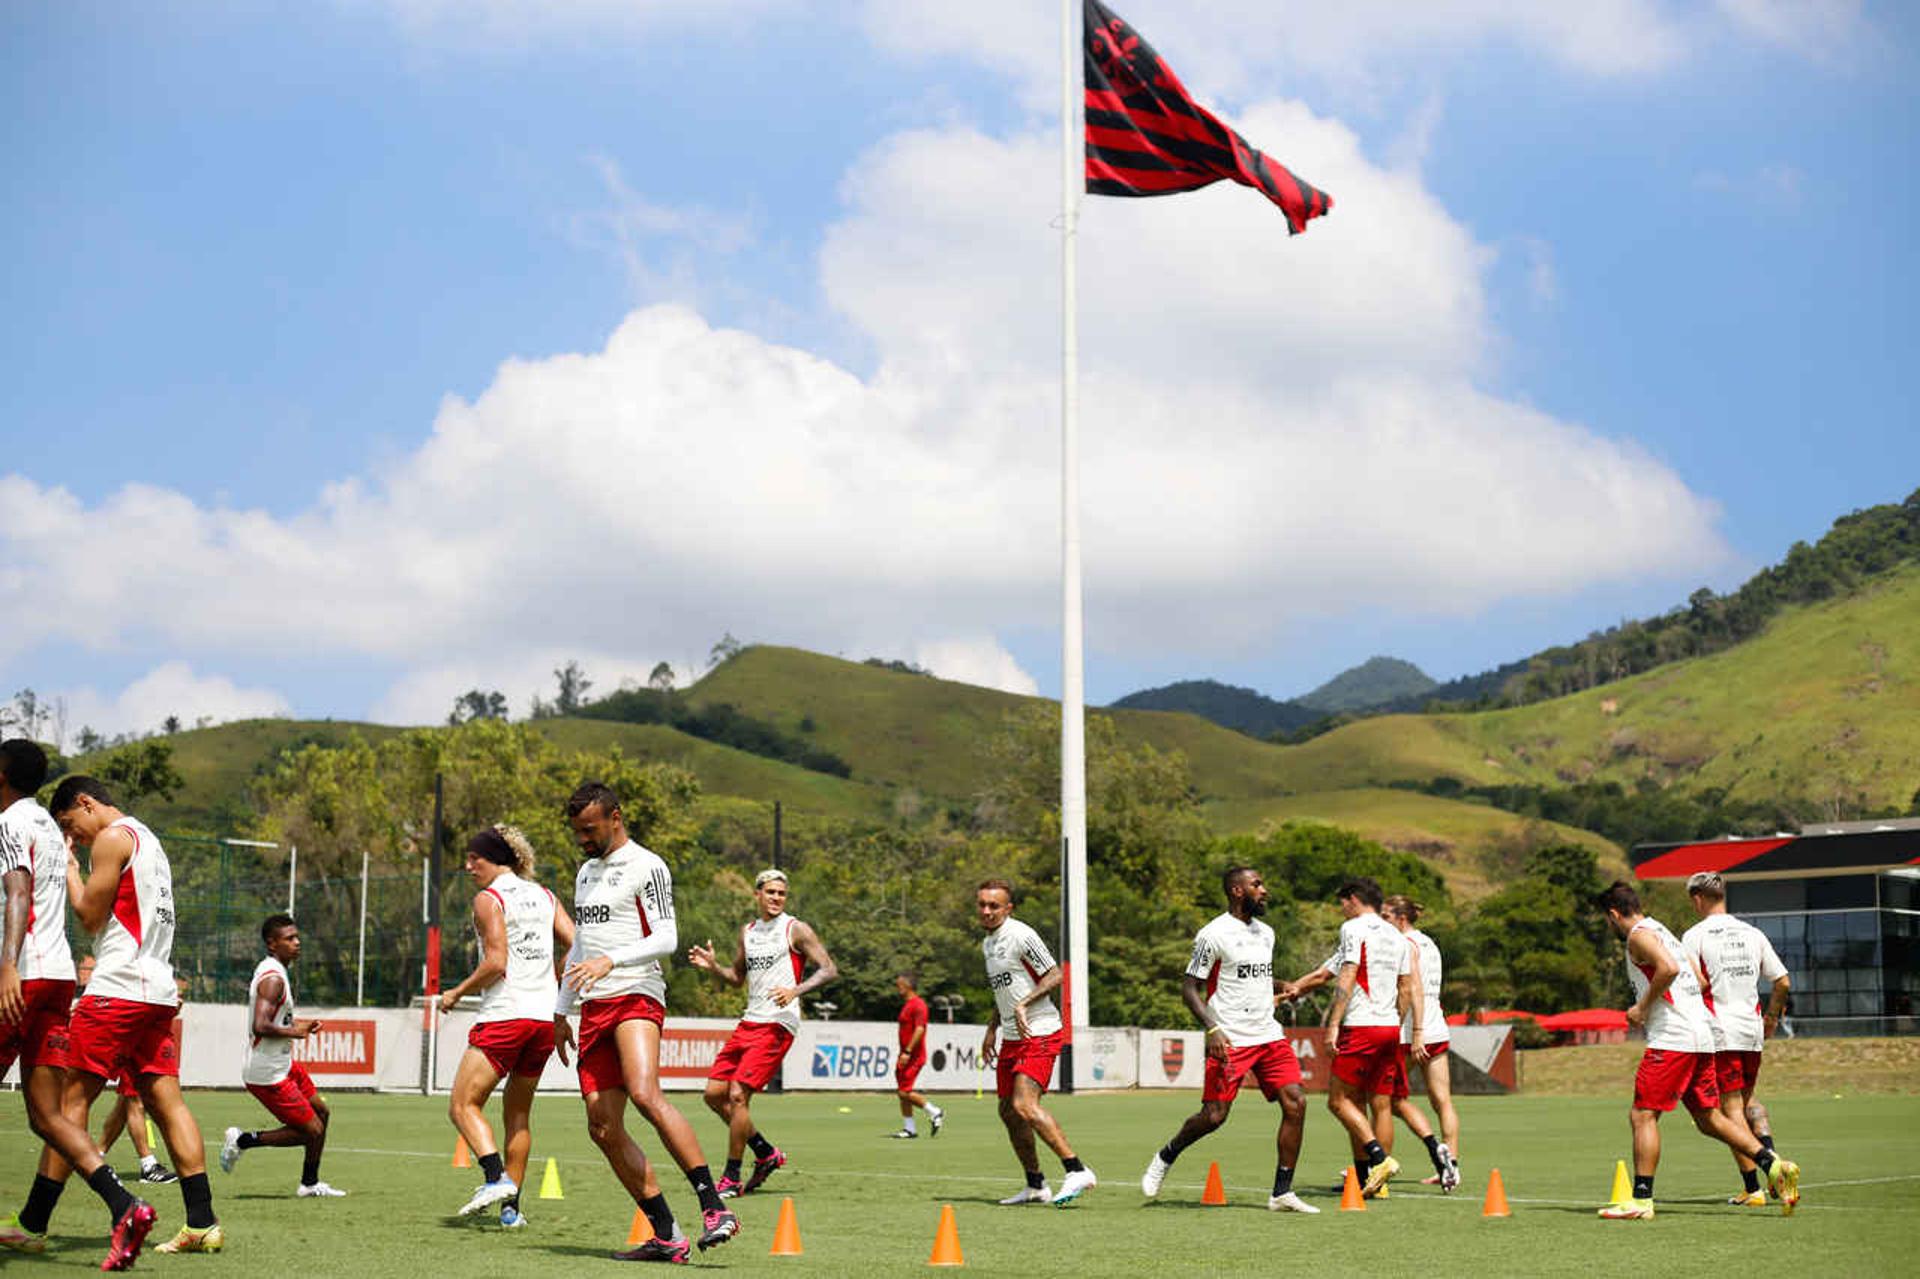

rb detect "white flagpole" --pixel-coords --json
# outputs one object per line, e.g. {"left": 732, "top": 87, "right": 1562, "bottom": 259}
{"left": 1059, "top": 0, "right": 1090, "bottom": 1080}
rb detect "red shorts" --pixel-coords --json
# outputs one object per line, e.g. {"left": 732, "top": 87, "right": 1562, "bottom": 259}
{"left": 113, "top": 1073, "right": 140, "bottom": 1099}
{"left": 1202, "top": 1038, "right": 1302, "bottom": 1103}
{"left": 708, "top": 1021, "right": 794, "bottom": 1092}
{"left": 67, "top": 997, "right": 180, "bottom": 1080}
{"left": 896, "top": 1051, "right": 926, "bottom": 1093}
{"left": 1378, "top": 1040, "right": 1450, "bottom": 1099}
{"left": 247, "top": 1061, "right": 319, "bottom": 1126}
{"left": 470, "top": 1017, "right": 557, "bottom": 1080}
{"left": 1634, "top": 1049, "right": 1720, "bottom": 1113}
{"left": 0, "top": 978, "right": 73, "bottom": 1073}
{"left": 1331, "top": 1025, "right": 1401, "bottom": 1094}
{"left": 995, "top": 1031, "right": 1062, "bottom": 1099}
{"left": 1715, "top": 1050, "right": 1763, "bottom": 1096}
{"left": 575, "top": 994, "right": 665, "bottom": 1096}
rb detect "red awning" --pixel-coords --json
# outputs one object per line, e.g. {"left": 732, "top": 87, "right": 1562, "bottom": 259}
{"left": 1535, "top": 1008, "right": 1629, "bottom": 1032}
{"left": 1444, "top": 1009, "right": 1536, "bottom": 1026}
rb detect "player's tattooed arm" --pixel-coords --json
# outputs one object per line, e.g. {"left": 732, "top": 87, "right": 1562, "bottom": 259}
{"left": 0, "top": 866, "right": 26, "bottom": 1022}
{"left": 1325, "top": 963, "right": 1357, "bottom": 1038}
{"left": 981, "top": 1009, "right": 1000, "bottom": 1065}
{"left": 776, "top": 921, "right": 837, "bottom": 1005}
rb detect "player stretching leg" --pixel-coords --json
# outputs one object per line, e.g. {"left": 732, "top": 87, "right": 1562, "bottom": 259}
{"left": 1596, "top": 881, "right": 1799, "bottom": 1219}
{"left": 976, "top": 878, "right": 1096, "bottom": 1207}
{"left": 555, "top": 782, "right": 739, "bottom": 1261}
{"left": 688, "top": 868, "right": 836, "bottom": 1198}
{"left": 440, "top": 827, "right": 572, "bottom": 1226}
{"left": 220, "top": 914, "right": 345, "bottom": 1198}
{"left": 1366, "top": 896, "right": 1460, "bottom": 1191}
{"left": 1682, "top": 872, "right": 1792, "bottom": 1207}
{"left": 1141, "top": 867, "right": 1318, "bottom": 1214}
{"left": 1283, "top": 877, "right": 1416, "bottom": 1200}
{"left": 891, "top": 971, "right": 944, "bottom": 1138}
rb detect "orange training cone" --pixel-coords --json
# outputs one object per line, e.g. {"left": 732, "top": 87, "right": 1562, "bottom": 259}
{"left": 626, "top": 1207, "right": 654, "bottom": 1246}
{"left": 770, "top": 1196, "right": 803, "bottom": 1256}
{"left": 1201, "top": 1162, "right": 1228, "bottom": 1205}
{"left": 928, "top": 1203, "right": 964, "bottom": 1267}
{"left": 452, "top": 1137, "right": 470, "bottom": 1169}
{"left": 1339, "top": 1166, "right": 1366, "bottom": 1212}
{"left": 1482, "top": 1169, "right": 1512, "bottom": 1218}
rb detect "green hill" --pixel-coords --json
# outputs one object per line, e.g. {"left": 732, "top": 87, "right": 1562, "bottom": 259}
{"left": 1108, "top": 679, "right": 1319, "bottom": 738}
{"left": 1298, "top": 655, "right": 1437, "bottom": 713}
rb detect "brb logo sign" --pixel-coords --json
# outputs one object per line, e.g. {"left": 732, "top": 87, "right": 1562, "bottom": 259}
{"left": 811, "top": 1042, "right": 894, "bottom": 1080}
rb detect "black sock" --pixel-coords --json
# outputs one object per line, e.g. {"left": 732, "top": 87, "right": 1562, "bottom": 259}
{"left": 1062, "top": 1156, "right": 1085, "bottom": 1173}
{"left": 1158, "top": 1142, "right": 1182, "bottom": 1166}
{"left": 1754, "top": 1148, "right": 1776, "bottom": 1174}
{"left": 746, "top": 1132, "right": 775, "bottom": 1160}
{"left": 1423, "top": 1133, "right": 1444, "bottom": 1174}
{"left": 1632, "top": 1174, "right": 1653, "bottom": 1200}
{"left": 179, "top": 1172, "right": 216, "bottom": 1230}
{"left": 85, "top": 1165, "right": 135, "bottom": 1224}
{"left": 20, "top": 1174, "right": 66, "bottom": 1235}
{"left": 1741, "top": 1168, "right": 1761, "bottom": 1194}
{"left": 685, "top": 1166, "right": 723, "bottom": 1216}
{"left": 1272, "top": 1165, "right": 1294, "bottom": 1196}
{"left": 504, "top": 1194, "right": 520, "bottom": 1213}
{"left": 237, "top": 1132, "right": 262, "bottom": 1150}
{"left": 301, "top": 1147, "right": 323, "bottom": 1187}
{"left": 1759, "top": 1133, "right": 1775, "bottom": 1152}
{"left": 1025, "top": 1169, "right": 1045, "bottom": 1190}
{"left": 479, "top": 1152, "right": 505, "bottom": 1183}
{"left": 639, "top": 1192, "right": 677, "bottom": 1242}
{"left": 1363, "top": 1140, "right": 1386, "bottom": 1168}
{"left": 723, "top": 1159, "right": 742, "bottom": 1182}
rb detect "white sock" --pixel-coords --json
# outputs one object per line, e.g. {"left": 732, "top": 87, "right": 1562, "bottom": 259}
{"left": 902, "top": 1117, "right": 917, "bottom": 1134}
{"left": 928, "top": 1103, "right": 943, "bottom": 1117}
{"left": 140, "top": 1155, "right": 158, "bottom": 1172}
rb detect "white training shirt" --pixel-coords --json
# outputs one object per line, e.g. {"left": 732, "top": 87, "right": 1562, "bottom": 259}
{"left": 474, "top": 870, "right": 560, "bottom": 1024}
{"left": 0, "top": 796, "right": 76, "bottom": 982}
{"left": 741, "top": 913, "right": 804, "bottom": 1031}
{"left": 1626, "top": 917, "right": 1716, "bottom": 1053}
{"left": 84, "top": 816, "right": 178, "bottom": 1007}
{"left": 1400, "top": 927, "right": 1446, "bottom": 1048}
{"left": 243, "top": 955, "right": 297, "bottom": 1086}
{"left": 1322, "top": 911, "right": 1408, "bottom": 1029}
{"left": 1683, "top": 914, "right": 1789, "bottom": 1054}
{"left": 982, "top": 917, "right": 1062, "bottom": 1041}
{"left": 1186, "top": 912, "right": 1282, "bottom": 1048}
{"left": 557, "top": 839, "right": 677, "bottom": 1015}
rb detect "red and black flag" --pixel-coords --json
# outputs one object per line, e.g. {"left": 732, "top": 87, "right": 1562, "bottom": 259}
{"left": 1084, "top": 1, "right": 1332, "bottom": 234}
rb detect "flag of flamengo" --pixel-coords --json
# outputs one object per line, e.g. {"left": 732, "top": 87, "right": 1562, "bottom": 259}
{"left": 1083, "top": 0, "right": 1332, "bottom": 233}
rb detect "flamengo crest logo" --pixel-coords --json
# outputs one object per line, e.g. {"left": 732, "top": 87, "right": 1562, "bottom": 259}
{"left": 1161, "top": 1037, "right": 1184, "bottom": 1080}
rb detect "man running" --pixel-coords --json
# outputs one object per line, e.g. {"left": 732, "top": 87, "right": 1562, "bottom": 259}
{"left": 890, "top": 971, "right": 944, "bottom": 1139}
{"left": 1367, "top": 895, "right": 1460, "bottom": 1192}
{"left": 440, "top": 825, "right": 573, "bottom": 1227}
{"left": 1140, "top": 867, "right": 1317, "bottom": 1214}
{"left": 1, "top": 776, "right": 221, "bottom": 1266}
{"left": 1595, "top": 881, "right": 1799, "bottom": 1219}
{"left": 553, "top": 781, "right": 739, "bottom": 1261}
{"left": 687, "top": 868, "right": 837, "bottom": 1197}
{"left": 219, "top": 914, "right": 345, "bottom": 1198}
{"left": 1281, "top": 876, "right": 1414, "bottom": 1199}
{"left": 1681, "top": 871, "right": 1793, "bottom": 1208}
{"left": 976, "top": 878, "right": 1096, "bottom": 1207}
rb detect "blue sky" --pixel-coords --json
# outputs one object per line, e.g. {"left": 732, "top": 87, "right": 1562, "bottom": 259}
{"left": 2, "top": 0, "right": 1914, "bottom": 736}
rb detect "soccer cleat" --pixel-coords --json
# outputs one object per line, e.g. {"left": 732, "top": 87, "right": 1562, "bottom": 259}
{"left": 715, "top": 1175, "right": 745, "bottom": 1199}
{"left": 0, "top": 1212, "right": 48, "bottom": 1253}
{"left": 219, "top": 1126, "right": 244, "bottom": 1174}
{"left": 696, "top": 1208, "right": 740, "bottom": 1251}
{"left": 1362, "top": 1156, "right": 1399, "bottom": 1198}
{"left": 928, "top": 1105, "right": 945, "bottom": 1136}
{"left": 297, "top": 1181, "right": 347, "bottom": 1198}
{"left": 1728, "top": 1190, "right": 1767, "bottom": 1207}
{"left": 742, "top": 1148, "right": 786, "bottom": 1194}
{"left": 140, "top": 1163, "right": 179, "bottom": 1185}
{"left": 1598, "top": 1199, "right": 1655, "bottom": 1220}
{"left": 459, "top": 1176, "right": 519, "bottom": 1216}
{"left": 613, "top": 1235, "right": 690, "bottom": 1264}
{"left": 1140, "top": 1153, "right": 1171, "bottom": 1198}
{"left": 101, "top": 1200, "right": 157, "bottom": 1270}
{"left": 1268, "top": 1191, "right": 1321, "bottom": 1214}
{"left": 998, "top": 1184, "right": 1051, "bottom": 1205}
{"left": 499, "top": 1206, "right": 525, "bottom": 1229}
{"left": 1437, "top": 1143, "right": 1461, "bottom": 1193}
{"left": 1767, "top": 1157, "right": 1800, "bottom": 1216}
{"left": 154, "top": 1222, "right": 224, "bottom": 1255}
{"left": 889, "top": 1128, "right": 917, "bottom": 1139}
{"left": 1051, "top": 1167, "right": 1097, "bottom": 1206}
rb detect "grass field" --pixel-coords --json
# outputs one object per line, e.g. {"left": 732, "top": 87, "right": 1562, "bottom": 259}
{"left": 4, "top": 1087, "right": 1913, "bottom": 1275}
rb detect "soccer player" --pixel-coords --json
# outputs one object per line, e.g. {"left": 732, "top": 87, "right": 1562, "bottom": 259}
{"left": 975, "top": 878, "right": 1096, "bottom": 1206}
{"left": 218, "top": 914, "right": 345, "bottom": 1197}
{"left": 1140, "top": 866, "right": 1317, "bottom": 1214}
{"left": 1281, "top": 876, "right": 1414, "bottom": 1199}
{"left": 687, "top": 868, "right": 837, "bottom": 1196}
{"left": 1681, "top": 871, "right": 1792, "bottom": 1207}
{"left": 552, "top": 780, "right": 739, "bottom": 1261}
{"left": 440, "top": 825, "right": 574, "bottom": 1227}
{"left": 1595, "top": 881, "right": 1799, "bottom": 1219}
{"left": 99, "top": 1082, "right": 180, "bottom": 1185}
{"left": 1, "top": 775, "right": 222, "bottom": 1265}
{"left": 890, "top": 971, "right": 945, "bottom": 1138}
{"left": 1366, "top": 895, "right": 1460, "bottom": 1191}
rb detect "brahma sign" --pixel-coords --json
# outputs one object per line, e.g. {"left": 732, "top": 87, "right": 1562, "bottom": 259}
{"left": 293, "top": 1019, "right": 377, "bottom": 1077}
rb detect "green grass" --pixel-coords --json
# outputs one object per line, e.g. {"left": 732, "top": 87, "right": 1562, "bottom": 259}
{"left": 4, "top": 1089, "right": 1911, "bottom": 1275}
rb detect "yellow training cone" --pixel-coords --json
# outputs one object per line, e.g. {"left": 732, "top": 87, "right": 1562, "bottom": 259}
{"left": 539, "top": 1156, "right": 564, "bottom": 1200}
{"left": 146, "top": 1119, "right": 161, "bottom": 1151}
{"left": 1608, "top": 1159, "right": 1631, "bottom": 1205}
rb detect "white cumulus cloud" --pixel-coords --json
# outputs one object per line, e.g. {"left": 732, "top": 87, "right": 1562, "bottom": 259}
{"left": 52, "top": 663, "right": 292, "bottom": 743}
